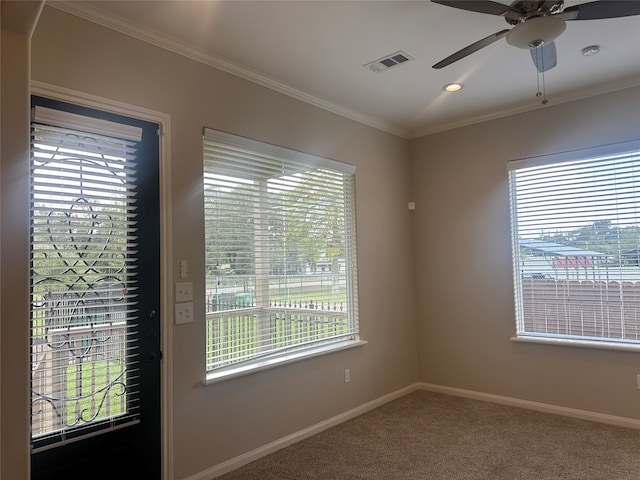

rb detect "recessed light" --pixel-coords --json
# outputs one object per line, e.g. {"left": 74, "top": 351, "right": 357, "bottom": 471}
{"left": 581, "top": 45, "right": 600, "bottom": 56}
{"left": 443, "top": 83, "right": 464, "bottom": 92}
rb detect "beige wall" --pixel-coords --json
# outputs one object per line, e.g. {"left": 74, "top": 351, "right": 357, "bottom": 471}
{"left": 23, "top": 6, "right": 417, "bottom": 479}
{"left": 1, "top": 2, "right": 44, "bottom": 478}
{"left": 1, "top": 25, "right": 31, "bottom": 480}
{"left": 411, "top": 87, "right": 640, "bottom": 419}
{"left": 3, "top": 3, "right": 639, "bottom": 479}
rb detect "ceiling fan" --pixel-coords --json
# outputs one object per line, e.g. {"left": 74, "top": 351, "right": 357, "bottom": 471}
{"left": 432, "top": 1, "right": 640, "bottom": 72}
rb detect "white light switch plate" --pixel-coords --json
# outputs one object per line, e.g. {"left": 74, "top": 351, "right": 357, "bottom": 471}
{"left": 180, "top": 260, "right": 189, "bottom": 279}
{"left": 175, "top": 282, "right": 193, "bottom": 302}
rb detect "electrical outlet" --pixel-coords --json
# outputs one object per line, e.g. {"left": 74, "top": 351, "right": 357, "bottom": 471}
{"left": 175, "top": 302, "right": 193, "bottom": 324}
{"left": 344, "top": 368, "right": 351, "bottom": 383}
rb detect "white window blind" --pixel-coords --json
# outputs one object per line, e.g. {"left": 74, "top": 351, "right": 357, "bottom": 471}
{"left": 509, "top": 140, "right": 640, "bottom": 346}
{"left": 203, "top": 129, "right": 359, "bottom": 376}
{"left": 30, "top": 111, "right": 141, "bottom": 448}
{"left": 33, "top": 105, "right": 143, "bottom": 142}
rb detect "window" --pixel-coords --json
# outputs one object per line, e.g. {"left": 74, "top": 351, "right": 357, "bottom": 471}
{"left": 203, "top": 129, "right": 360, "bottom": 380}
{"left": 509, "top": 140, "right": 640, "bottom": 348}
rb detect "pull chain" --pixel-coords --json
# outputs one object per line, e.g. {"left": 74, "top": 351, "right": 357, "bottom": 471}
{"left": 534, "top": 46, "right": 549, "bottom": 105}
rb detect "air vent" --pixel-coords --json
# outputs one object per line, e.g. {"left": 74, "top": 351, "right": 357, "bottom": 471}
{"left": 364, "top": 51, "right": 414, "bottom": 73}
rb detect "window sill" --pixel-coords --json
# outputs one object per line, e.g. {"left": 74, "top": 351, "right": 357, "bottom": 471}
{"left": 510, "top": 335, "right": 640, "bottom": 353}
{"left": 203, "top": 339, "right": 368, "bottom": 385}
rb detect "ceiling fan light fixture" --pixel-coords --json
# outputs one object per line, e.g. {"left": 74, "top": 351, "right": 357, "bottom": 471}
{"left": 506, "top": 16, "right": 566, "bottom": 49}
{"left": 443, "top": 83, "right": 464, "bottom": 92}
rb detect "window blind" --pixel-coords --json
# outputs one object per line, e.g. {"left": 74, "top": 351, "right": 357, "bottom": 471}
{"left": 30, "top": 112, "right": 141, "bottom": 448}
{"left": 33, "top": 105, "right": 143, "bottom": 142}
{"left": 203, "top": 129, "right": 359, "bottom": 374}
{"left": 508, "top": 140, "right": 640, "bottom": 345}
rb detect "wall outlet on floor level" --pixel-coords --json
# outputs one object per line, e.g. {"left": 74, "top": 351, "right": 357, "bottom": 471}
{"left": 344, "top": 368, "right": 351, "bottom": 383}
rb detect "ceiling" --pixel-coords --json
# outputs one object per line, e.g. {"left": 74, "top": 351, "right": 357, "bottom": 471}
{"left": 49, "top": 1, "right": 640, "bottom": 138}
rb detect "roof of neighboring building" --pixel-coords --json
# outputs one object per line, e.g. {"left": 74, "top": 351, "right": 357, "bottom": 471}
{"left": 519, "top": 239, "right": 605, "bottom": 257}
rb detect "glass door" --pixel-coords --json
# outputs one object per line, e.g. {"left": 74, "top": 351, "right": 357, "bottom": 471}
{"left": 29, "top": 96, "right": 161, "bottom": 479}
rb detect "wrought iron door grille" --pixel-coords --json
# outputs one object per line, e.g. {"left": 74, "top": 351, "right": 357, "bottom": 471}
{"left": 30, "top": 122, "right": 140, "bottom": 446}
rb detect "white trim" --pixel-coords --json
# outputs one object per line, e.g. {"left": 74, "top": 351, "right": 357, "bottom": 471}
{"left": 30, "top": 81, "right": 174, "bottom": 480}
{"left": 510, "top": 335, "right": 640, "bottom": 353}
{"left": 419, "top": 383, "right": 640, "bottom": 430}
{"left": 47, "top": 2, "right": 407, "bottom": 139}
{"left": 409, "top": 79, "right": 640, "bottom": 139}
{"left": 204, "top": 340, "right": 368, "bottom": 385}
{"left": 45, "top": 3, "right": 640, "bottom": 140}
{"left": 182, "top": 380, "right": 640, "bottom": 479}
{"left": 181, "top": 383, "right": 420, "bottom": 480}
{"left": 31, "top": 81, "right": 168, "bottom": 127}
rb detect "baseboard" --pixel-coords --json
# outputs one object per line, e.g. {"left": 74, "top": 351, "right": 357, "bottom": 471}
{"left": 419, "top": 382, "right": 640, "bottom": 430}
{"left": 182, "top": 381, "right": 640, "bottom": 479}
{"left": 182, "top": 383, "right": 421, "bottom": 480}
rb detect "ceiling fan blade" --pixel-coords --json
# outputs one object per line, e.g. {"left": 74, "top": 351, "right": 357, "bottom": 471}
{"left": 432, "top": 29, "right": 510, "bottom": 69}
{"left": 530, "top": 42, "right": 557, "bottom": 72}
{"left": 558, "top": 1, "right": 640, "bottom": 20}
{"left": 430, "top": 1, "right": 520, "bottom": 17}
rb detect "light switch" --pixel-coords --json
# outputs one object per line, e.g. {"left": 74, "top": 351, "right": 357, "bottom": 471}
{"left": 175, "top": 302, "right": 193, "bottom": 324}
{"left": 175, "top": 282, "right": 193, "bottom": 302}
{"left": 180, "top": 260, "right": 189, "bottom": 279}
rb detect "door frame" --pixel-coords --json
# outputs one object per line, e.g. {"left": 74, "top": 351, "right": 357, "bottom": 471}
{"left": 31, "top": 81, "right": 174, "bottom": 479}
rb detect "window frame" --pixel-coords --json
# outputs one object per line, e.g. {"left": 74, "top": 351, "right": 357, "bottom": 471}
{"left": 202, "top": 129, "right": 364, "bottom": 383}
{"left": 508, "top": 139, "right": 640, "bottom": 351}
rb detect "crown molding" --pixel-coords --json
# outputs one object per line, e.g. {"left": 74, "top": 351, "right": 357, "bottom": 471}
{"left": 408, "top": 78, "right": 640, "bottom": 139}
{"left": 43, "top": 2, "right": 640, "bottom": 141}
{"left": 47, "top": 1, "right": 410, "bottom": 139}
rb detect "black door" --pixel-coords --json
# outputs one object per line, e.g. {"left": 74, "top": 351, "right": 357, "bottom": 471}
{"left": 29, "top": 96, "right": 161, "bottom": 479}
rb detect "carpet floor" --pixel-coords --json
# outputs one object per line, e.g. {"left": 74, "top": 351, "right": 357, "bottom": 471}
{"left": 215, "top": 390, "right": 640, "bottom": 480}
